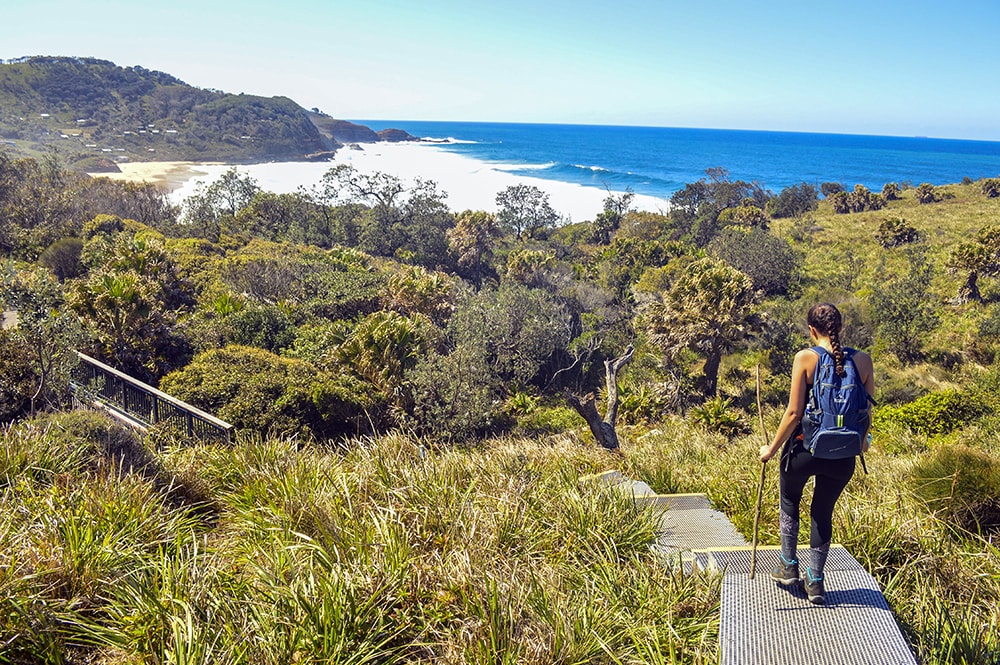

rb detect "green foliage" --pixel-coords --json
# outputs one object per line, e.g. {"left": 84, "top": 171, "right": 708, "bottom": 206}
{"left": 495, "top": 184, "right": 561, "bottom": 240}
{"left": 384, "top": 266, "right": 456, "bottom": 325}
{"left": 616, "top": 379, "right": 675, "bottom": 425}
{"left": 0, "top": 57, "right": 329, "bottom": 162}
{"left": 868, "top": 249, "right": 938, "bottom": 363}
{"left": 182, "top": 167, "right": 261, "bottom": 236}
{"left": 320, "top": 165, "right": 455, "bottom": 269}
{"left": 915, "top": 183, "right": 939, "bottom": 204}
{"left": 829, "top": 184, "right": 886, "bottom": 214}
{"left": 0, "top": 328, "right": 35, "bottom": 421}
{"left": 0, "top": 152, "right": 85, "bottom": 257}
{"left": 332, "top": 310, "right": 436, "bottom": 411}
{"left": 407, "top": 345, "right": 500, "bottom": 440}
{"left": 589, "top": 189, "right": 635, "bottom": 244}
{"left": 227, "top": 304, "right": 296, "bottom": 352}
{"left": 68, "top": 232, "right": 193, "bottom": 380}
{"left": 820, "top": 182, "right": 845, "bottom": 197}
{"left": 717, "top": 204, "right": 769, "bottom": 228}
{"left": 766, "top": 182, "right": 818, "bottom": 219}
{"left": 874, "top": 389, "right": 985, "bottom": 436}
{"left": 689, "top": 396, "right": 745, "bottom": 437}
{"left": 874, "top": 215, "right": 920, "bottom": 248}
{"left": 981, "top": 178, "right": 1000, "bottom": 198}
{"left": 160, "top": 345, "right": 375, "bottom": 439}
{"left": 846, "top": 185, "right": 885, "bottom": 212}
{"left": 447, "top": 284, "right": 572, "bottom": 390}
{"left": 514, "top": 404, "right": 581, "bottom": 436}
{"left": 945, "top": 224, "right": 1000, "bottom": 304}
{"left": 1, "top": 262, "right": 82, "bottom": 414}
{"left": 881, "top": 182, "right": 902, "bottom": 201}
{"left": 38, "top": 237, "right": 83, "bottom": 281}
{"left": 636, "top": 257, "right": 758, "bottom": 397}
{"left": 591, "top": 237, "right": 686, "bottom": 299}
{"left": 707, "top": 227, "right": 799, "bottom": 296}
{"left": 668, "top": 169, "right": 770, "bottom": 247}
{"left": 447, "top": 209, "right": 501, "bottom": 287}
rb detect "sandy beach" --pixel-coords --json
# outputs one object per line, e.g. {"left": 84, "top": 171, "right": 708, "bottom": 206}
{"left": 96, "top": 143, "right": 670, "bottom": 223}
{"left": 88, "top": 161, "right": 221, "bottom": 192}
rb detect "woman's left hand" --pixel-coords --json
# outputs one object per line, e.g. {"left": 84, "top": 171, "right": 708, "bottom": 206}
{"left": 759, "top": 445, "right": 774, "bottom": 463}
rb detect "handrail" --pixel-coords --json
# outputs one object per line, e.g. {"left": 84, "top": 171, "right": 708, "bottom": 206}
{"left": 70, "top": 351, "right": 233, "bottom": 442}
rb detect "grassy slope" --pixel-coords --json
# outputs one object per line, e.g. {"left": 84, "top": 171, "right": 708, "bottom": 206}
{"left": 3, "top": 405, "right": 998, "bottom": 663}
{"left": 769, "top": 183, "right": 1000, "bottom": 393}
{"left": 4, "top": 184, "right": 1000, "bottom": 663}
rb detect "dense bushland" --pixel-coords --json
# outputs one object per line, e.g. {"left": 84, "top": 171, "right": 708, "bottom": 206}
{"left": 3, "top": 150, "right": 1000, "bottom": 661}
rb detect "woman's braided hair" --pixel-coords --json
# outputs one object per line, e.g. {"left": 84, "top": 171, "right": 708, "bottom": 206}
{"left": 808, "top": 302, "right": 845, "bottom": 376}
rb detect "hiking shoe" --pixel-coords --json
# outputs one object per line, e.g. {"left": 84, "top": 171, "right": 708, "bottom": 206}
{"left": 770, "top": 555, "right": 799, "bottom": 586}
{"left": 803, "top": 570, "right": 826, "bottom": 604}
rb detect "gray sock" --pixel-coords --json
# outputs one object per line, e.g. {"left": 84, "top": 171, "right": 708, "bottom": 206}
{"left": 809, "top": 542, "right": 831, "bottom": 579}
{"left": 779, "top": 510, "right": 799, "bottom": 563}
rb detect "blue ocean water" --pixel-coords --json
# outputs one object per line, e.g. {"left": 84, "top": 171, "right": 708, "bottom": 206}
{"left": 357, "top": 121, "right": 1000, "bottom": 200}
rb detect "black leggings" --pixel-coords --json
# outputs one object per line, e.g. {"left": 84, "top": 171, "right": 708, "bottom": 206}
{"left": 779, "top": 445, "right": 856, "bottom": 547}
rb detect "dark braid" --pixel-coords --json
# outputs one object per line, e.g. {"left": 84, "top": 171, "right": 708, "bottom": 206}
{"left": 808, "top": 303, "right": 846, "bottom": 376}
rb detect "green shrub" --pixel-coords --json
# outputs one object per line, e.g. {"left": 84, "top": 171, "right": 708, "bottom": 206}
{"left": 38, "top": 237, "right": 84, "bottom": 281}
{"left": 820, "top": 182, "right": 845, "bottom": 197}
{"left": 227, "top": 304, "right": 295, "bottom": 352}
{"left": 910, "top": 444, "right": 1000, "bottom": 529}
{"left": 874, "top": 215, "right": 920, "bottom": 248}
{"left": 406, "top": 345, "right": 500, "bottom": 441}
{"left": 830, "top": 185, "right": 886, "bottom": 214}
{"left": 160, "top": 345, "right": 376, "bottom": 440}
{"left": 766, "top": 182, "right": 818, "bottom": 219}
{"left": 515, "top": 404, "right": 581, "bottom": 435}
{"left": 718, "top": 204, "right": 769, "bottom": 227}
{"left": 689, "top": 396, "right": 745, "bottom": 437}
{"left": 617, "top": 379, "right": 675, "bottom": 424}
{"left": 874, "top": 389, "right": 985, "bottom": 436}
{"left": 982, "top": 178, "right": 1000, "bottom": 198}
{"left": 0, "top": 330, "right": 35, "bottom": 422}
{"left": 915, "top": 183, "right": 939, "bottom": 204}
{"left": 881, "top": 182, "right": 901, "bottom": 201}
{"left": 707, "top": 227, "right": 800, "bottom": 296}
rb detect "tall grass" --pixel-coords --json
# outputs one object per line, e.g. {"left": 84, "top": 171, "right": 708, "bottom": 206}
{"left": 3, "top": 409, "right": 998, "bottom": 663}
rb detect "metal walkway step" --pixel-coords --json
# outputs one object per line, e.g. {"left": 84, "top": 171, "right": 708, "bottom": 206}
{"left": 638, "top": 493, "right": 749, "bottom": 572}
{"left": 716, "top": 547, "right": 917, "bottom": 665}
{"left": 585, "top": 471, "right": 917, "bottom": 664}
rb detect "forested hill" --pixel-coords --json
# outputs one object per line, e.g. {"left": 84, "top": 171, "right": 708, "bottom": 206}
{"left": 0, "top": 56, "right": 412, "bottom": 169}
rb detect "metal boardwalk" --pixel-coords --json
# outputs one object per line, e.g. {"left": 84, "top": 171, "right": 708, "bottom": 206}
{"left": 585, "top": 471, "right": 918, "bottom": 664}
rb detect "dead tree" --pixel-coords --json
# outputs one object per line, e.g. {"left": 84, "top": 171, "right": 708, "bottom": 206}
{"left": 565, "top": 345, "right": 635, "bottom": 450}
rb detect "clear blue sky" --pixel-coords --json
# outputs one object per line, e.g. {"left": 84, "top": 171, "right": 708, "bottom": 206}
{"left": 3, "top": 0, "right": 999, "bottom": 140}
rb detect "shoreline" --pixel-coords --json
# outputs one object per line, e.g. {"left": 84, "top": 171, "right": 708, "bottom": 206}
{"left": 88, "top": 161, "right": 221, "bottom": 192}
{"left": 92, "top": 144, "right": 671, "bottom": 222}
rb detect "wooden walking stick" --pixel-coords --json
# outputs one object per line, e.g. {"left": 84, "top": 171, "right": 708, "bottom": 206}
{"left": 750, "top": 364, "right": 768, "bottom": 580}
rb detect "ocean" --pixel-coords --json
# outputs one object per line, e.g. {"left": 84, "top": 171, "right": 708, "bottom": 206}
{"left": 356, "top": 121, "right": 1000, "bottom": 200}
{"left": 167, "top": 122, "right": 1000, "bottom": 222}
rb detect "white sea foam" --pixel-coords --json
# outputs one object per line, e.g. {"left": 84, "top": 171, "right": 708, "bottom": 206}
{"left": 168, "top": 142, "right": 670, "bottom": 223}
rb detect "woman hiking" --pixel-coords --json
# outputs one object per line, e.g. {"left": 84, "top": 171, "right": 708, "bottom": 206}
{"left": 758, "top": 302, "right": 875, "bottom": 604}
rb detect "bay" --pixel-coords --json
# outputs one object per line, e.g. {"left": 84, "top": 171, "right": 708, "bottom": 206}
{"left": 357, "top": 121, "right": 1000, "bottom": 199}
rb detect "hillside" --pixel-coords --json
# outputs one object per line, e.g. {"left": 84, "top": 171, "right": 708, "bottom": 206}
{"left": 3, "top": 143, "right": 1000, "bottom": 661}
{"left": 0, "top": 56, "right": 414, "bottom": 169}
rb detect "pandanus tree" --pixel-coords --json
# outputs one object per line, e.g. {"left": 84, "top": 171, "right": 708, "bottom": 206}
{"left": 946, "top": 224, "right": 1000, "bottom": 304}
{"left": 636, "top": 257, "right": 758, "bottom": 398}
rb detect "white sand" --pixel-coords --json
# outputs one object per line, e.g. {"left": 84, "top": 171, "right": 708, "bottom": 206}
{"left": 88, "top": 161, "right": 220, "bottom": 191}
{"left": 158, "top": 142, "right": 670, "bottom": 222}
